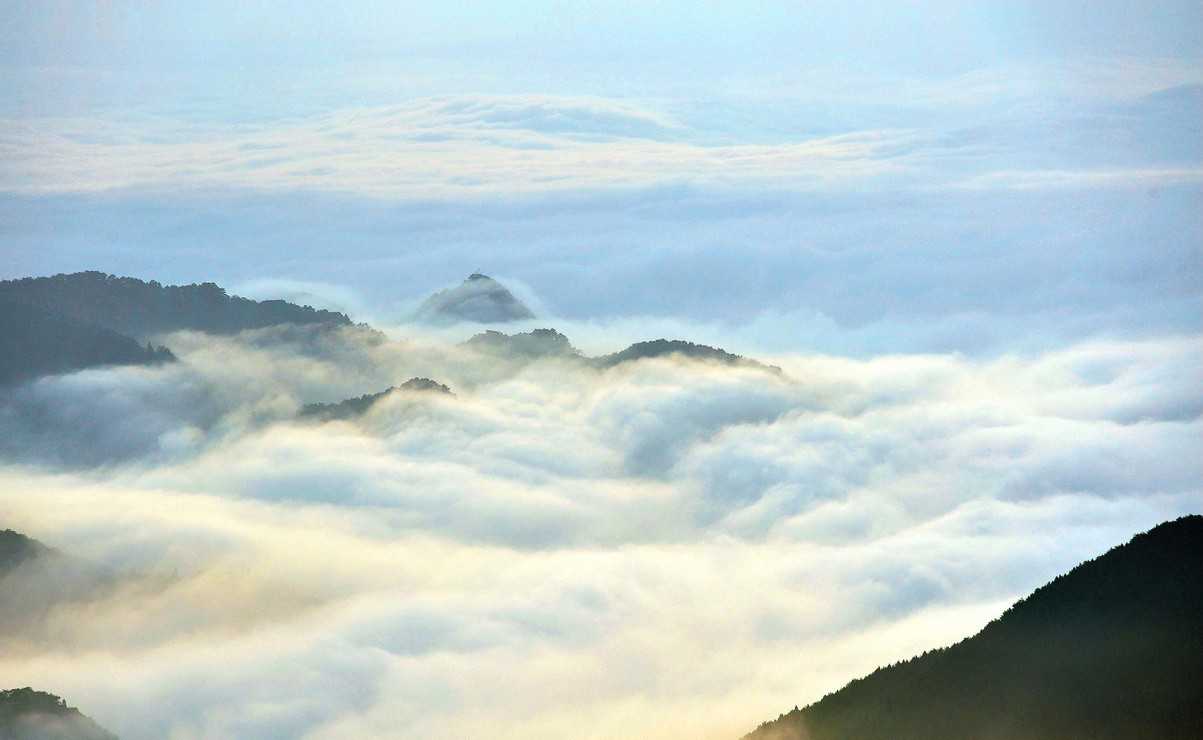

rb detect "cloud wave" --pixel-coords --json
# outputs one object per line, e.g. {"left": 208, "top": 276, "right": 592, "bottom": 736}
{"left": 1, "top": 326, "right": 1198, "bottom": 739}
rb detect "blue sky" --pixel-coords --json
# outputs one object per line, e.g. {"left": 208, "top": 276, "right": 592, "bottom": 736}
{"left": 3, "top": 1, "right": 1201, "bottom": 355}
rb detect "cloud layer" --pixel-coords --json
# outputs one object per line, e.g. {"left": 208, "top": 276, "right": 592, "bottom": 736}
{"left": 3, "top": 84, "right": 1201, "bottom": 198}
{"left": 1, "top": 325, "right": 1198, "bottom": 739}
{"left": 2, "top": 84, "right": 1198, "bottom": 356}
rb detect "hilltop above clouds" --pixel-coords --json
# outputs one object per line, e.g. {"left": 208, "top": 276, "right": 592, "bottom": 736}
{"left": 415, "top": 274, "right": 536, "bottom": 325}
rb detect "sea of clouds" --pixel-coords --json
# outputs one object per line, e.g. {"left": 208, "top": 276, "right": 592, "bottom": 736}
{"left": 2, "top": 3, "right": 1200, "bottom": 735}
{"left": 1, "top": 321, "right": 1198, "bottom": 739}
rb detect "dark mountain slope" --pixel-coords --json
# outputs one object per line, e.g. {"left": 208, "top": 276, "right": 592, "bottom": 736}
{"left": 744, "top": 515, "right": 1203, "bottom": 740}
{"left": 463, "top": 328, "right": 580, "bottom": 359}
{"left": 0, "top": 530, "right": 115, "bottom": 644}
{"left": 0, "top": 272, "right": 350, "bottom": 339}
{"left": 300, "top": 377, "right": 453, "bottom": 421}
{"left": 0, "top": 299, "right": 174, "bottom": 386}
{"left": 0, "top": 529, "right": 54, "bottom": 574}
{"left": 0, "top": 688, "right": 116, "bottom": 740}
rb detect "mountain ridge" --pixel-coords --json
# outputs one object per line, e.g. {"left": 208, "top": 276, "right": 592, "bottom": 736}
{"left": 0, "top": 271, "right": 351, "bottom": 340}
{"left": 464, "top": 329, "right": 781, "bottom": 373}
{"left": 742, "top": 515, "right": 1203, "bottom": 740}
{"left": 0, "top": 299, "right": 174, "bottom": 386}
{"left": 0, "top": 687, "right": 117, "bottom": 740}
{"left": 300, "top": 377, "right": 454, "bottom": 421}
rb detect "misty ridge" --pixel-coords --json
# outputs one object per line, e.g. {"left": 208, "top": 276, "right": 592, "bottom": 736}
{"left": 0, "top": 271, "right": 350, "bottom": 339}
{"left": 0, "top": 300, "right": 173, "bottom": 386}
{"left": 0, "top": 688, "right": 115, "bottom": 740}
{"left": 0, "top": 271, "right": 350, "bottom": 386}
{"left": 1, "top": 269, "right": 1199, "bottom": 740}
{"left": 0, "top": 271, "right": 783, "bottom": 470}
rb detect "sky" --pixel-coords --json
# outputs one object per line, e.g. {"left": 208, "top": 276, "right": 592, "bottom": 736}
{"left": 2, "top": 0, "right": 1200, "bottom": 355}
{"left": 1, "top": 2, "right": 1201, "bottom": 739}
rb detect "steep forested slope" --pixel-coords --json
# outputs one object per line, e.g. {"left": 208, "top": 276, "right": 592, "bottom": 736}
{"left": 0, "top": 299, "right": 173, "bottom": 385}
{"left": 744, "top": 515, "right": 1203, "bottom": 740}
{"left": 0, "top": 688, "right": 116, "bottom": 740}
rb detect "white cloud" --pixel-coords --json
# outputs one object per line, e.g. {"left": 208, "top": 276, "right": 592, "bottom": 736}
{"left": 950, "top": 167, "right": 1203, "bottom": 191}
{"left": 1, "top": 328, "right": 1198, "bottom": 738}
{"left": 0, "top": 98, "right": 923, "bottom": 197}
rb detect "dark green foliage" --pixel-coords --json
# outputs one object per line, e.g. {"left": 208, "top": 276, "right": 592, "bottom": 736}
{"left": 397, "top": 377, "right": 454, "bottom": 395}
{"left": 594, "top": 339, "right": 780, "bottom": 373}
{"left": 300, "top": 377, "right": 453, "bottom": 420}
{"left": 744, "top": 515, "right": 1203, "bottom": 740}
{"left": 0, "top": 300, "right": 174, "bottom": 386}
{"left": 0, "top": 688, "right": 116, "bottom": 740}
{"left": 464, "top": 328, "right": 580, "bottom": 358}
{"left": 0, "top": 530, "right": 52, "bottom": 574}
{"left": 0, "top": 271, "right": 349, "bottom": 340}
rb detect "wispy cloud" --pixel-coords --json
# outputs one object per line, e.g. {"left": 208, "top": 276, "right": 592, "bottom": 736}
{"left": 0, "top": 97, "right": 924, "bottom": 197}
{"left": 4, "top": 79, "right": 1198, "bottom": 200}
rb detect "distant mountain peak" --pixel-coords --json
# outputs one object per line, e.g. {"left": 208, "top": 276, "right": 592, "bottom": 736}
{"left": 416, "top": 274, "right": 535, "bottom": 325}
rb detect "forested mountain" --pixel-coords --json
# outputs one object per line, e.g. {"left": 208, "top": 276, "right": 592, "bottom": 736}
{"left": 0, "top": 300, "right": 174, "bottom": 386}
{"left": 0, "top": 529, "right": 114, "bottom": 643}
{"left": 1, "top": 534, "right": 115, "bottom": 737}
{"left": 0, "top": 529, "right": 54, "bottom": 574}
{"left": 743, "top": 515, "right": 1203, "bottom": 740}
{"left": 0, "top": 688, "right": 116, "bottom": 740}
{"left": 0, "top": 272, "right": 350, "bottom": 339}
{"left": 464, "top": 328, "right": 580, "bottom": 358}
{"left": 300, "top": 377, "right": 453, "bottom": 420}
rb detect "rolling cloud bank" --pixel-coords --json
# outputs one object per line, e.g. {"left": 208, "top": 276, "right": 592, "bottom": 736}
{"left": 2, "top": 300, "right": 1199, "bottom": 738}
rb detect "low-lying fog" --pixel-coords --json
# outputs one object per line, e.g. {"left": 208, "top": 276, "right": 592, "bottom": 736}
{"left": 2, "top": 321, "right": 1198, "bottom": 739}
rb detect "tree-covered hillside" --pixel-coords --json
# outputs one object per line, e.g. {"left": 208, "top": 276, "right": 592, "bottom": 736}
{"left": 0, "top": 300, "right": 174, "bottom": 386}
{"left": 0, "top": 272, "right": 349, "bottom": 339}
{"left": 464, "top": 328, "right": 580, "bottom": 359}
{"left": 744, "top": 515, "right": 1203, "bottom": 740}
{"left": 0, "top": 529, "right": 115, "bottom": 647}
{"left": 0, "top": 529, "right": 54, "bottom": 573}
{"left": 0, "top": 688, "right": 116, "bottom": 740}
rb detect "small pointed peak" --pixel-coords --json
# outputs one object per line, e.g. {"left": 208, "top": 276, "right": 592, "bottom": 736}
{"left": 415, "top": 273, "right": 534, "bottom": 324}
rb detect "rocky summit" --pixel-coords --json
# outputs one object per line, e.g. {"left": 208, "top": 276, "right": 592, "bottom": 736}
{"left": 414, "top": 274, "right": 535, "bottom": 325}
